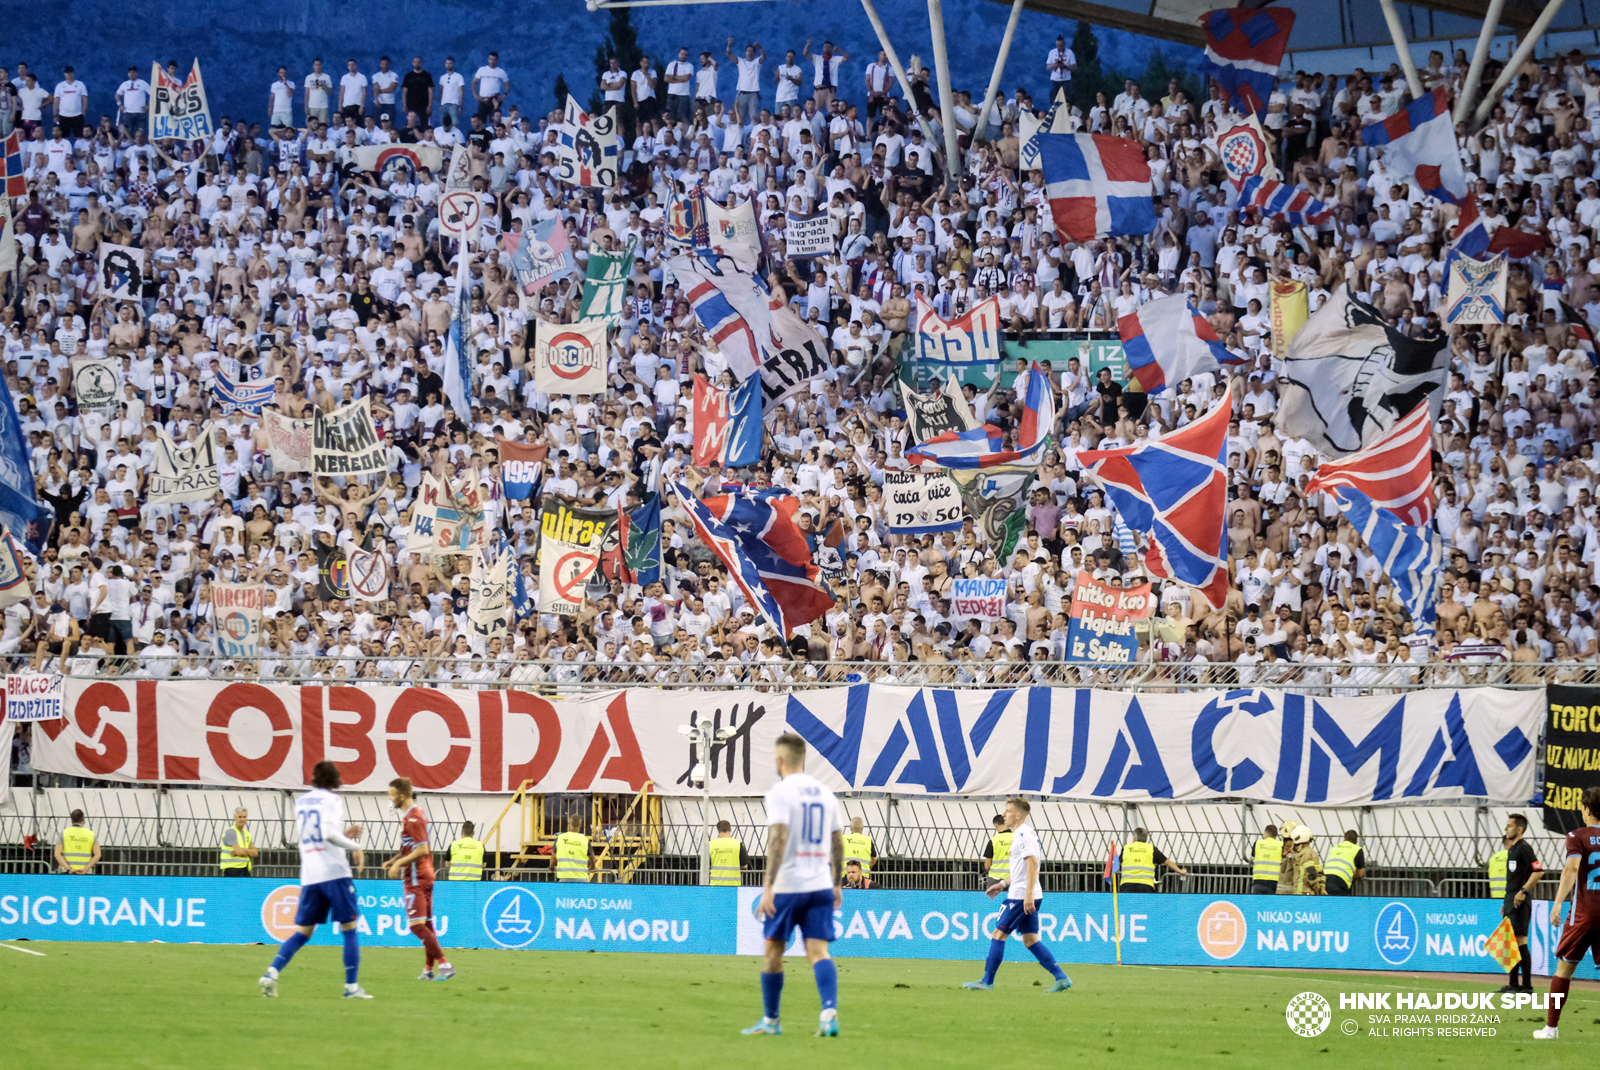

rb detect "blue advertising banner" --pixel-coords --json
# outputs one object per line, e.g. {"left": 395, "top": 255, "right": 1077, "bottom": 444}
{"left": 2, "top": 879, "right": 1592, "bottom": 982}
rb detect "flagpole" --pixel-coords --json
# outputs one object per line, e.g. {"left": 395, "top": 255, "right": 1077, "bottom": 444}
{"left": 1112, "top": 868, "right": 1123, "bottom": 966}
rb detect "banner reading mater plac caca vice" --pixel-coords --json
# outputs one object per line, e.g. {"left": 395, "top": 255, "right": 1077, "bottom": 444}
{"left": 30, "top": 681, "right": 1541, "bottom": 804}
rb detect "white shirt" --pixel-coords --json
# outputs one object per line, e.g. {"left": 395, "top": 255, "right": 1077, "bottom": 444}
{"left": 474, "top": 65, "right": 508, "bottom": 98}
{"left": 763, "top": 771, "right": 843, "bottom": 894}
{"left": 339, "top": 72, "right": 368, "bottom": 108}
{"left": 1006, "top": 821, "right": 1043, "bottom": 899}
{"left": 305, "top": 71, "right": 333, "bottom": 108}
{"left": 295, "top": 787, "right": 355, "bottom": 885}
{"left": 438, "top": 70, "right": 466, "bottom": 105}
{"left": 54, "top": 79, "right": 87, "bottom": 117}
{"left": 117, "top": 78, "right": 151, "bottom": 113}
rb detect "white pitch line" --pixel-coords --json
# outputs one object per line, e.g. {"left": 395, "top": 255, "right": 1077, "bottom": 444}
{"left": 0, "top": 942, "right": 46, "bottom": 956}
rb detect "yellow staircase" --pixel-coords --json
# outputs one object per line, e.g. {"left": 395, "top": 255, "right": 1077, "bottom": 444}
{"left": 483, "top": 781, "right": 661, "bottom": 884}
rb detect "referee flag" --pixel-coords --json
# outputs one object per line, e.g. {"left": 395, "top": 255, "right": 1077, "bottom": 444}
{"left": 1484, "top": 917, "right": 1521, "bottom": 972}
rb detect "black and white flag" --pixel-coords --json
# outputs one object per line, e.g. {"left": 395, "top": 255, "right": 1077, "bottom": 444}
{"left": 1275, "top": 287, "right": 1448, "bottom": 456}
{"left": 148, "top": 427, "right": 220, "bottom": 503}
{"left": 901, "top": 374, "right": 981, "bottom": 445}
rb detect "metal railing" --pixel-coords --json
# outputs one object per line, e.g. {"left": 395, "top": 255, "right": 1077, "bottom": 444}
{"left": 2, "top": 656, "right": 1584, "bottom": 690}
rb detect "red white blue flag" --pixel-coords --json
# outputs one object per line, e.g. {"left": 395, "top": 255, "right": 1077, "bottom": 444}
{"left": 1197, "top": 7, "right": 1295, "bottom": 118}
{"left": 2, "top": 131, "right": 25, "bottom": 199}
{"left": 1239, "top": 176, "right": 1334, "bottom": 226}
{"left": 1304, "top": 402, "right": 1435, "bottom": 526}
{"left": 1078, "top": 399, "right": 1232, "bottom": 609}
{"left": 671, "top": 484, "right": 834, "bottom": 639}
{"left": 1360, "top": 87, "right": 1468, "bottom": 205}
{"left": 906, "top": 365, "right": 1055, "bottom": 469}
{"left": 1119, "top": 294, "right": 1246, "bottom": 394}
{"left": 1037, "top": 134, "right": 1155, "bottom": 243}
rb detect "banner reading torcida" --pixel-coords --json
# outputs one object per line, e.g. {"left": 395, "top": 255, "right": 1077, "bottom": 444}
{"left": 1065, "top": 570, "right": 1154, "bottom": 663}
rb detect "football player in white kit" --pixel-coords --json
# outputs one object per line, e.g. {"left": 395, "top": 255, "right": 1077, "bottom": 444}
{"left": 259, "top": 761, "right": 372, "bottom": 998}
{"left": 744, "top": 732, "right": 845, "bottom": 1037}
{"left": 962, "top": 797, "right": 1072, "bottom": 992}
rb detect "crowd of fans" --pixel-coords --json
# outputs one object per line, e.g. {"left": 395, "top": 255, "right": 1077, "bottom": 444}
{"left": 1, "top": 34, "right": 1600, "bottom": 693}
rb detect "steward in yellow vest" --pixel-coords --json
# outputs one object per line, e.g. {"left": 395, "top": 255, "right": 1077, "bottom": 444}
{"left": 708, "top": 820, "right": 748, "bottom": 886}
{"left": 983, "top": 815, "right": 1013, "bottom": 886}
{"left": 1250, "top": 824, "right": 1282, "bottom": 894}
{"left": 1487, "top": 845, "right": 1509, "bottom": 898}
{"left": 1324, "top": 832, "right": 1365, "bottom": 895}
{"left": 56, "top": 809, "right": 99, "bottom": 874}
{"left": 220, "top": 809, "right": 258, "bottom": 875}
{"left": 842, "top": 817, "right": 876, "bottom": 876}
{"left": 1119, "top": 828, "right": 1186, "bottom": 892}
{"left": 552, "top": 815, "right": 592, "bottom": 883}
{"left": 448, "top": 821, "right": 485, "bottom": 881}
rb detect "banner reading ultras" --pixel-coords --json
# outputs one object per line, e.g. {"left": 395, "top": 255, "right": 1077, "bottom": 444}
{"left": 30, "top": 682, "right": 1542, "bottom": 805}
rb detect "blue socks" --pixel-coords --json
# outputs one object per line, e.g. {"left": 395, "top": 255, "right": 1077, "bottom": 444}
{"left": 270, "top": 930, "right": 310, "bottom": 973}
{"left": 982, "top": 937, "right": 1007, "bottom": 984}
{"left": 813, "top": 959, "right": 838, "bottom": 1011}
{"left": 1028, "top": 940, "right": 1067, "bottom": 981}
{"left": 342, "top": 926, "right": 361, "bottom": 984}
{"left": 760, "top": 971, "right": 784, "bottom": 1019}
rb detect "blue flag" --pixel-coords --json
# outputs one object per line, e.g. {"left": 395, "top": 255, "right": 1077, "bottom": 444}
{"left": 0, "top": 369, "right": 47, "bottom": 552}
{"left": 1333, "top": 486, "right": 1444, "bottom": 633}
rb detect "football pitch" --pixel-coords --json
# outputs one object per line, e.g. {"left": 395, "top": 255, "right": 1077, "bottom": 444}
{"left": 1, "top": 942, "right": 1593, "bottom": 1069}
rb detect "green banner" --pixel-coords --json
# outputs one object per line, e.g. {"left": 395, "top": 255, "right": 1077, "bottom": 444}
{"left": 902, "top": 334, "right": 1125, "bottom": 394}
{"left": 578, "top": 237, "right": 638, "bottom": 325}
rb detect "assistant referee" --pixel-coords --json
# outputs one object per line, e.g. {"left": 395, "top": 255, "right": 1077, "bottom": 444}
{"left": 1499, "top": 813, "right": 1543, "bottom": 994}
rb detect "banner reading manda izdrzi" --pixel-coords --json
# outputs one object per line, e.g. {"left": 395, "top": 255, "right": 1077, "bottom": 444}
{"left": 30, "top": 682, "right": 1541, "bottom": 805}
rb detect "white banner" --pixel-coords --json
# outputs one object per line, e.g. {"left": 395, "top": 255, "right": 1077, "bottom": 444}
{"left": 264, "top": 409, "right": 312, "bottom": 473}
{"left": 784, "top": 210, "right": 833, "bottom": 258}
{"left": 149, "top": 60, "right": 213, "bottom": 142}
{"left": 98, "top": 243, "right": 146, "bottom": 302}
{"left": 5, "top": 673, "right": 64, "bottom": 722}
{"left": 758, "top": 300, "right": 832, "bottom": 411}
{"left": 558, "top": 96, "right": 620, "bottom": 189}
{"left": 534, "top": 319, "right": 608, "bottom": 395}
{"left": 538, "top": 532, "right": 601, "bottom": 616}
{"left": 468, "top": 547, "right": 512, "bottom": 653}
{"left": 211, "top": 582, "right": 263, "bottom": 659}
{"left": 950, "top": 576, "right": 1007, "bottom": 622}
{"left": 352, "top": 143, "right": 443, "bottom": 178}
{"left": 313, "top": 395, "right": 386, "bottom": 477}
{"left": 407, "top": 472, "right": 490, "bottom": 557}
{"left": 29, "top": 682, "right": 1543, "bottom": 804}
{"left": 348, "top": 547, "right": 390, "bottom": 601}
{"left": 148, "top": 427, "right": 219, "bottom": 503}
{"left": 708, "top": 198, "right": 760, "bottom": 262}
{"left": 1443, "top": 253, "right": 1507, "bottom": 324}
{"left": 884, "top": 471, "right": 963, "bottom": 534}
{"left": 72, "top": 358, "right": 120, "bottom": 417}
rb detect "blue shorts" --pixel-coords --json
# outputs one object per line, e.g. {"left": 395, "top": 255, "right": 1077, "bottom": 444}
{"left": 994, "top": 897, "right": 1042, "bottom": 937}
{"left": 763, "top": 889, "right": 836, "bottom": 944}
{"left": 295, "top": 878, "right": 360, "bottom": 928}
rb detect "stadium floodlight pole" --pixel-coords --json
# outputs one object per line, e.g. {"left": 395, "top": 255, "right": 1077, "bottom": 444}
{"left": 678, "top": 721, "right": 734, "bottom": 885}
{"left": 926, "top": 0, "right": 965, "bottom": 179}
{"left": 1452, "top": 0, "right": 1507, "bottom": 124}
{"left": 1375, "top": 0, "right": 1425, "bottom": 100}
{"left": 1474, "top": 0, "right": 1569, "bottom": 124}
{"left": 857, "top": 0, "right": 944, "bottom": 152}
{"left": 972, "top": 0, "right": 1027, "bottom": 143}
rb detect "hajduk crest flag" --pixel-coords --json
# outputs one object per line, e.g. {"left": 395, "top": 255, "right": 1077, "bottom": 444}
{"left": 707, "top": 197, "right": 761, "bottom": 263}
{"left": 1214, "top": 114, "right": 1278, "bottom": 187}
{"left": 313, "top": 395, "right": 386, "bottom": 477}
{"left": 906, "top": 364, "right": 1055, "bottom": 470}
{"left": 149, "top": 60, "right": 214, "bottom": 142}
{"left": 559, "top": 95, "right": 620, "bottom": 189}
{"left": 1038, "top": 134, "right": 1155, "bottom": 243}
{"left": 1360, "top": 87, "right": 1468, "bottom": 205}
{"left": 1079, "top": 399, "right": 1232, "bottom": 609}
{"left": 1197, "top": 7, "right": 1295, "bottom": 118}
{"left": 1118, "top": 293, "right": 1244, "bottom": 394}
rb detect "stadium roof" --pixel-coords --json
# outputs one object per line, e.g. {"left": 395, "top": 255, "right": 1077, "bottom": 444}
{"left": 988, "top": 0, "right": 1591, "bottom": 52}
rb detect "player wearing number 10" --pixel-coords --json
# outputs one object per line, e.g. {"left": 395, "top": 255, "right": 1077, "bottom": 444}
{"left": 744, "top": 732, "right": 845, "bottom": 1038}
{"left": 259, "top": 761, "right": 372, "bottom": 999}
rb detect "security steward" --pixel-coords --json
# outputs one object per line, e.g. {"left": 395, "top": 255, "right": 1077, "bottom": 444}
{"left": 1324, "top": 830, "right": 1366, "bottom": 896}
{"left": 551, "top": 813, "right": 594, "bottom": 883}
{"left": 1487, "top": 835, "right": 1510, "bottom": 899}
{"left": 1250, "top": 823, "right": 1281, "bottom": 894}
{"left": 55, "top": 809, "right": 100, "bottom": 874}
{"left": 220, "top": 808, "right": 259, "bottom": 876}
{"left": 843, "top": 816, "right": 877, "bottom": 879}
{"left": 446, "top": 820, "right": 484, "bottom": 881}
{"left": 708, "top": 819, "right": 751, "bottom": 886}
{"left": 1498, "top": 813, "right": 1543, "bottom": 994}
{"left": 981, "top": 814, "right": 1012, "bottom": 887}
{"left": 1119, "top": 827, "right": 1189, "bottom": 893}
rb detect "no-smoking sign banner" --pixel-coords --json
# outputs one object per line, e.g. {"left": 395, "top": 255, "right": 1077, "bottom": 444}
{"left": 439, "top": 190, "right": 482, "bottom": 239}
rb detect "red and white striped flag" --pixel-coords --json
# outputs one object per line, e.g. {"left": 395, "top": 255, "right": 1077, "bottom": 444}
{"left": 1304, "top": 402, "right": 1435, "bottom": 525}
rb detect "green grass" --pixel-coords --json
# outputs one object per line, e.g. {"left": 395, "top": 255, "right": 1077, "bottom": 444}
{"left": 1, "top": 942, "right": 1593, "bottom": 1069}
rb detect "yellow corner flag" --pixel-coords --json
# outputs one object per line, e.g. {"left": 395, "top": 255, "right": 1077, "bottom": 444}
{"left": 1270, "top": 280, "right": 1308, "bottom": 357}
{"left": 1485, "top": 917, "right": 1521, "bottom": 972}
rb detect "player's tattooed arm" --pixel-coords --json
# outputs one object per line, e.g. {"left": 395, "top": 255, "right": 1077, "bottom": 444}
{"left": 764, "top": 825, "right": 787, "bottom": 891}
{"left": 831, "top": 829, "right": 844, "bottom": 888}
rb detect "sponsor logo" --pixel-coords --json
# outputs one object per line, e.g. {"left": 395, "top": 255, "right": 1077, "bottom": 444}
{"left": 482, "top": 887, "right": 545, "bottom": 948}
{"left": 1286, "top": 991, "right": 1332, "bottom": 1037}
{"left": 1375, "top": 902, "right": 1418, "bottom": 965}
{"left": 262, "top": 885, "right": 302, "bottom": 941}
{"left": 1196, "top": 900, "right": 1246, "bottom": 959}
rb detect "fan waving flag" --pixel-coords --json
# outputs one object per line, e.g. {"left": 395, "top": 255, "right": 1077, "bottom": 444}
{"left": 1198, "top": 7, "right": 1295, "bottom": 117}
{"left": 907, "top": 364, "right": 1055, "bottom": 469}
{"left": 1078, "top": 399, "right": 1232, "bottom": 609}
{"left": 1558, "top": 303, "right": 1599, "bottom": 368}
{"left": 1360, "top": 87, "right": 1468, "bottom": 205}
{"left": 1239, "top": 176, "right": 1333, "bottom": 226}
{"left": 1038, "top": 134, "right": 1155, "bottom": 243}
{"left": 1304, "top": 403, "right": 1435, "bottom": 525}
{"left": 1331, "top": 485, "right": 1445, "bottom": 633}
{"left": 671, "top": 483, "right": 833, "bottom": 638}
{"left": 1119, "top": 293, "right": 1245, "bottom": 394}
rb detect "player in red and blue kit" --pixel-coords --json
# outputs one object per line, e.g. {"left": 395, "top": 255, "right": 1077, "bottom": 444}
{"left": 385, "top": 777, "right": 454, "bottom": 981}
{"left": 1535, "top": 785, "right": 1600, "bottom": 1040}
